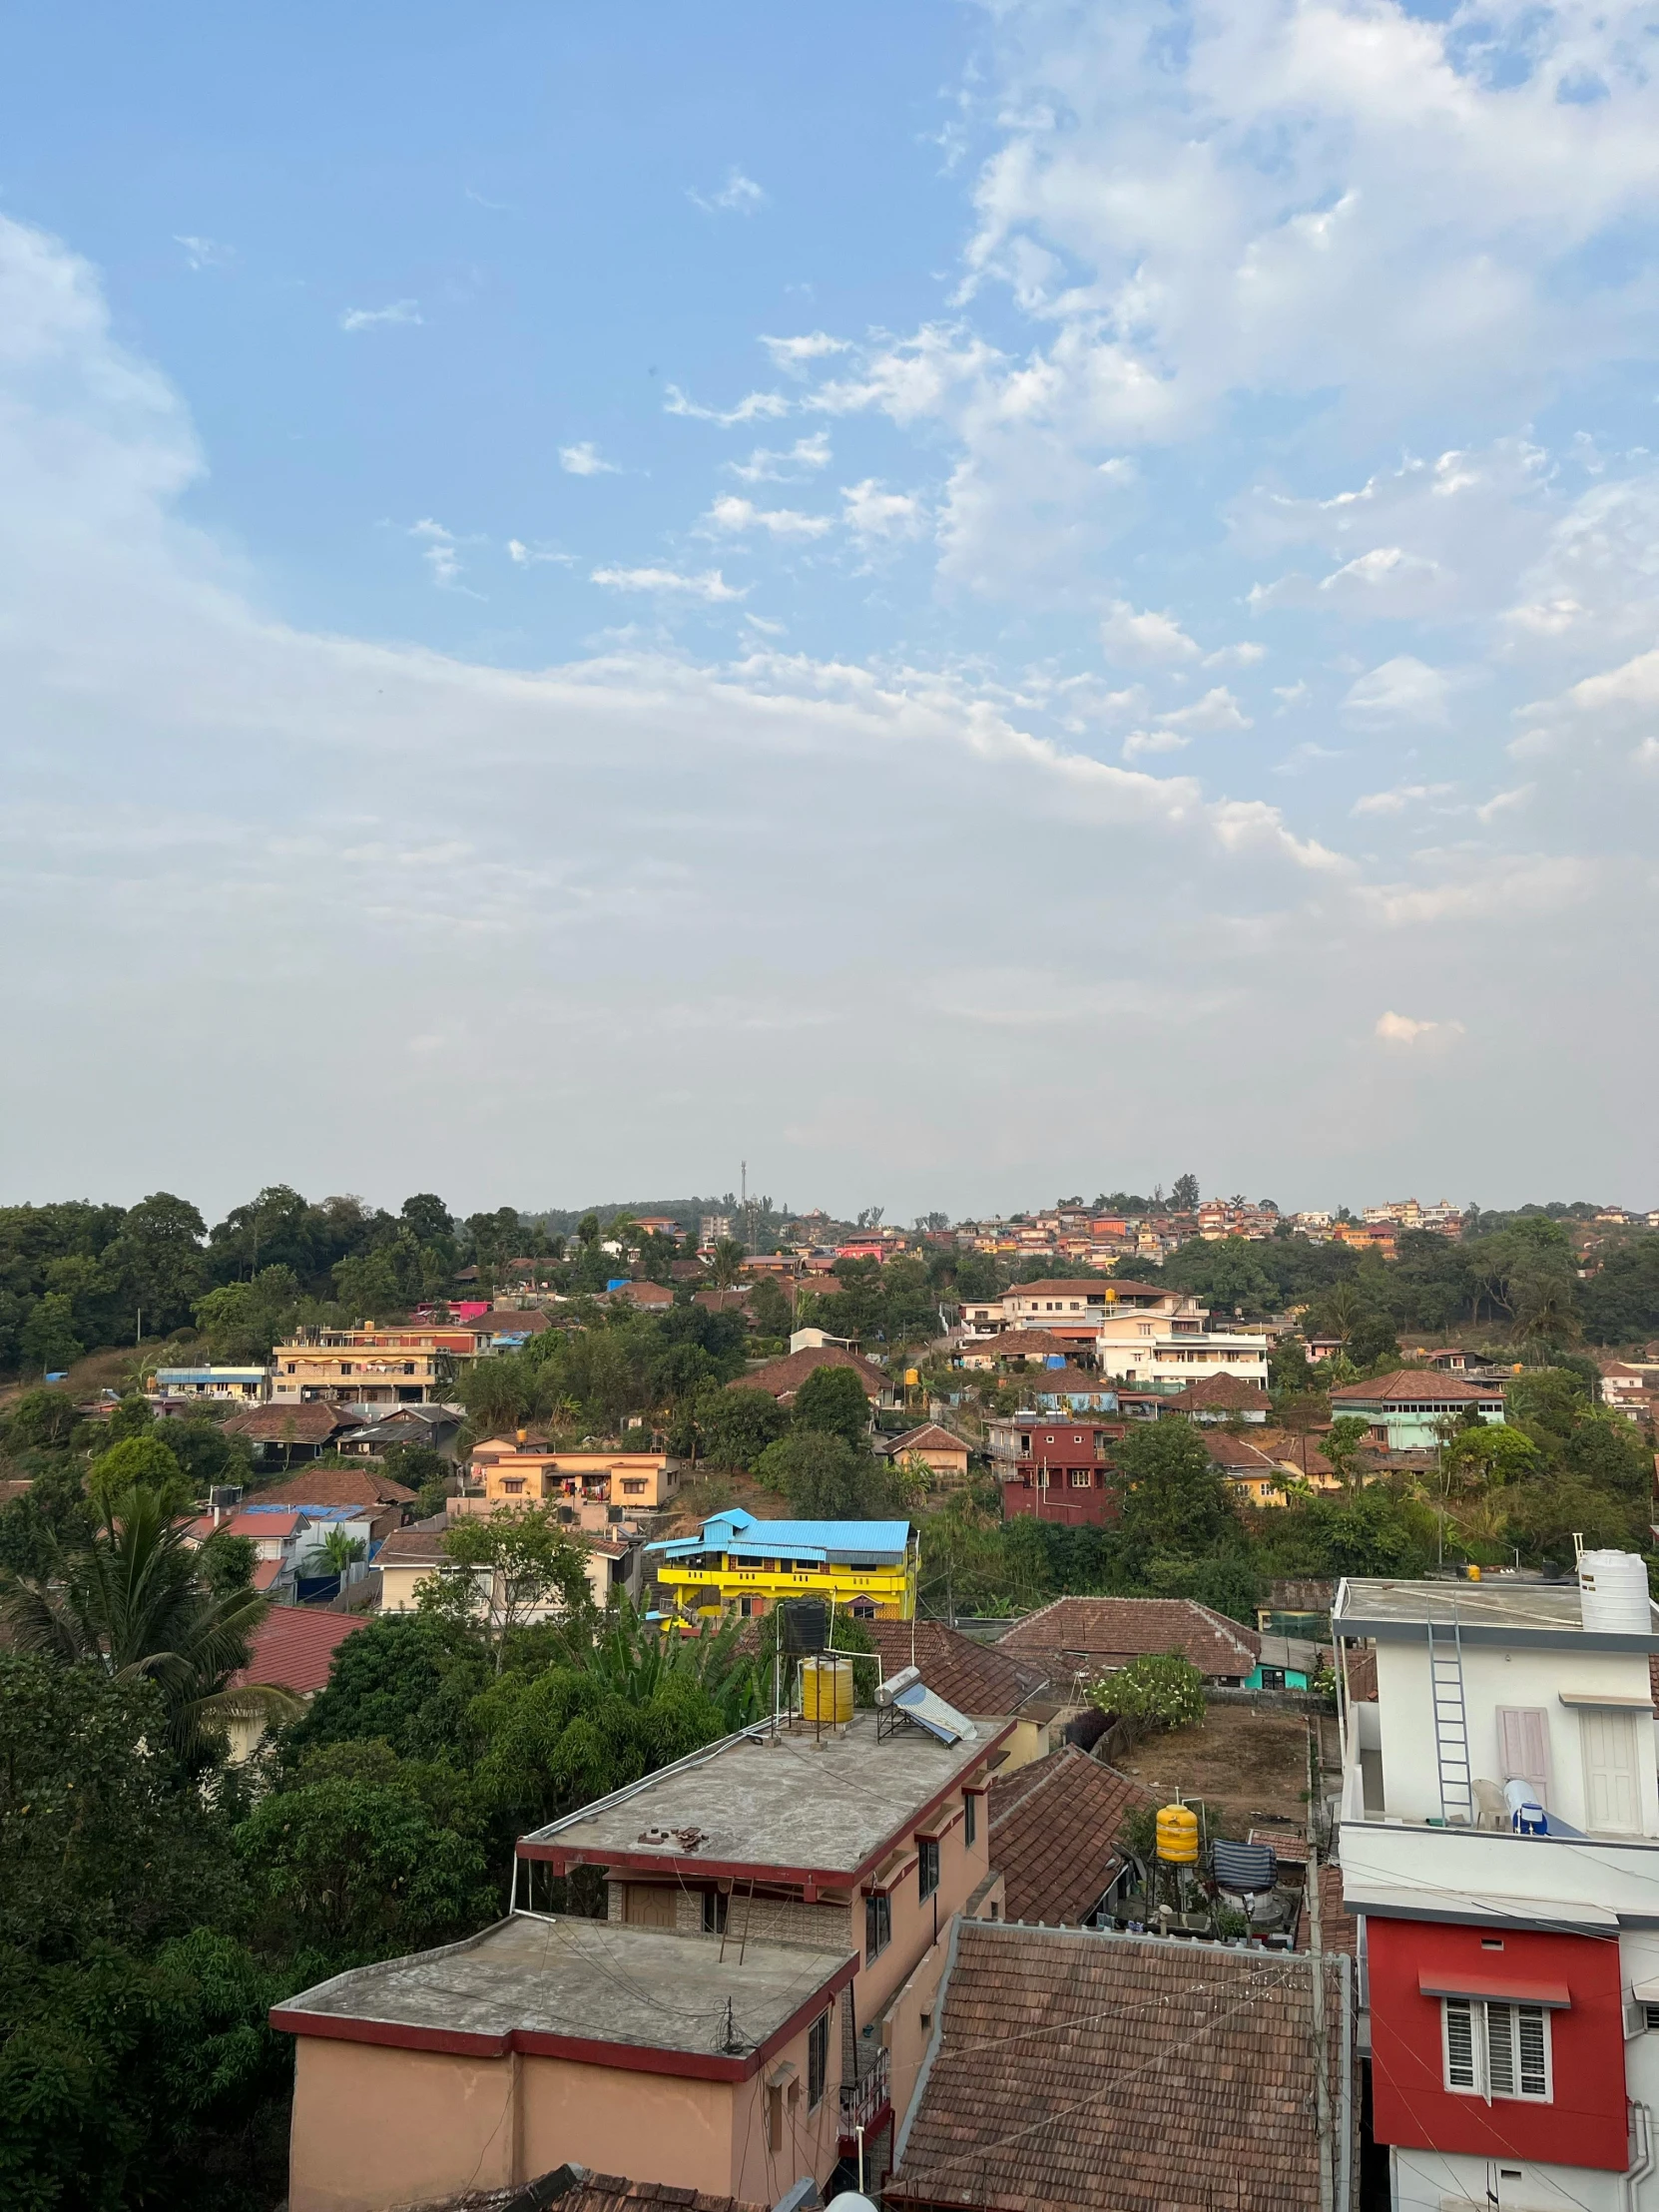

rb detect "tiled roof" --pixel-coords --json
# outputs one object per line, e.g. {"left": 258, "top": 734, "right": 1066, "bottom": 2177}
{"left": 376, "top": 1526, "right": 451, "bottom": 1567}
{"left": 728, "top": 1346, "right": 889, "bottom": 1400}
{"left": 478, "top": 1307, "right": 553, "bottom": 1334}
{"left": 1310, "top": 1861, "right": 1358, "bottom": 1957}
{"left": 1007, "top": 1279, "right": 1164, "bottom": 1301}
{"left": 1329, "top": 1369, "right": 1500, "bottom": 1403}
{"left": 227, "top": 1607, "right": 368, "bottom": 1695}
{"left": 989, "top": 1748, "right": 1156, "bottom": 1927}
{"left": 253, "top": 1466, "right": 418, "bottom": 1510}
{"left": 859, "top": 1619, "right": 1052, "bottom": 1715}
{"left": 613, "top": 1281, "right": 673, "bottom": 1307}
{"left": 888, "top": 1920, "right": 1351, "bottom": 2212}
{"left": 1166, "top": 1375, "right": 1272, "bottom": 1411}
{"left": 222, "top": 1508, "right": 308, "bottom": 1538}
{"left": 252, "top": 1560, "right": 285, "bottom": 1591}
{"left": 998, "top": 1596, "right": 1260, "bottom": 1680}
{"left": 884, "top": 1422, "right": 972, "bottom": 1456}
{"left": 221, "top": 1402, "right": 362, "bottom": 1445}
{"left": 958, "top": 1330, "right": 1076, "bottom": 1363}
{"left": 1202, "top": 1431, "right": 1280, "bottom": 1472}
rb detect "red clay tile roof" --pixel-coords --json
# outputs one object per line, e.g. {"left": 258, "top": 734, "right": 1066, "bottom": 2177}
{"left": 989, "top": 1748, "right": 1156, "bottom": 1927}
{"left": 221, "top": 1403, "right": 362, "bottom": 1445}
{"left": 252, "top": 1466, "right": 417, "bottom": 1510}
{"left": 375, "top": 1527, "right": 451, "bottom": 1567}
{"left": 998, "top": 1596, "right": 1261, "bottom": 1680}
{"left": 728, "top": 1346, "right": 888, "bottom": 1400}
{"left": 1006, "top": 1279, "right": 1165, "bottom": 1301}
{"left": 613, "top": 1282, "right": 673, "bottom": 1307}
{"left": 1202, "top": 1432, "right": 1281, "bottom": 1472}
{"left": 1328, "top": 1369, "right": 1502, "bottom": 1403}
{"left": 887, "top": 1920, "right": 1351, "bottom": 2212}
{"left": 957, "top": 1330, "right": 1075, "bottom": 1363}
{"left": 1308, "top": 1861, "right": 1358, "bottom": 1957}
{"left": 884, "top": 1422, "right": 972, "bottom": 1457}
{"left": 1344, "top": 1647, "right": 1379, "bottom": 1702}
{"left": 1166, "top": 1375, "right": 1272, "bottom": 1411}
{"left": 227, "top": 1607, "right": 368, "bottom": 1695}
{"left": 478, "top": 1307, "right": 553, "bottom": 1333}
{"left": 408, "top": 2169, "right": 766, "bottom": 2212}
{"left": 859, "top": 1620, "right": 1053, "bottom": 1716}
{"left": 251, "top": 1560, "right": 285, "bottom": 1591}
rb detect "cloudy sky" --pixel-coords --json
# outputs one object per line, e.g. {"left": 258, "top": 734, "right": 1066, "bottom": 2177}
{"left": 2, "top": 0, "right": 1656, "bottom": 1221}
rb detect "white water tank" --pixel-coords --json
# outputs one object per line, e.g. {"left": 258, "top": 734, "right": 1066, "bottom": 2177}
{"left": 1578, "top": 1550, "right": 1652, "bottom": 1634}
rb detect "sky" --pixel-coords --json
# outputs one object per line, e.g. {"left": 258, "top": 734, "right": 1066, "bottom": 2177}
{"left": 1, "top": 0, "right": 1657, "bottom": 1223}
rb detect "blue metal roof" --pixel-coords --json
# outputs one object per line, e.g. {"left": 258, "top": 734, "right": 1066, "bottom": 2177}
{"left": 646, "top": 1511, "right": 911, "bottom": 1562}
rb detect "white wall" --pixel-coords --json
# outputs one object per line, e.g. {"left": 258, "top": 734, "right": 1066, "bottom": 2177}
{"left": 1374, "top": 1639, "right": 1659, "bottom": 1837}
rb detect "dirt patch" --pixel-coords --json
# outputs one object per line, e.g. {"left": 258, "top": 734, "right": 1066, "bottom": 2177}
{"left": 1110, "top": 1703, "right": 1313, "bottom": 1832}
{"left": 660, "top": 1467, "right": 794, "bottom": 1537}
{"left": 0, "top": 1344, "right": 137, "bottom": 1407}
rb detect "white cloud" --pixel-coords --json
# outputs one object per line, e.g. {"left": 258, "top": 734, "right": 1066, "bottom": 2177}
{"left": 409, "top": 519, "right": 462, "bottom": 589}
{"left": 704, "top": 494, "right": 832, "bottom": 541}
{"left": 1158, "top": 686, "right": 1252, "bottom": 735}
{"left": 840, "top": 480, "right": 925, "bottom": 543}
{"left": 1351, "top": 783, "right": 1457, "bottom": 817}
{"left": 589, "top": 564, "right": 747, "bottom": 601}
{"left": 689, "top": 169, "right": 768, "bottom": 216}
{"left": 730, "top": 432, "right": 831, "bottom": 484}
{"left": 1476, "top": 784, "right": 1535, "bottom": 822}
{"left": 761, "top": 332, "right": 850, "bottom": 372}
{"left": 1274, "top": 682, "right": 1311, "bottom": 709}
{"left": 1344, "top": 657, "right": 1453, "bottom": 725}
{"left": 664, "top": 384, "right": 790, "bottom": 427}
{"left": 1204, "top": 642, "right": 1267, "bottom": 669}
{"left": 506, "top": 539, "right": 573, "bottom": 568}
{"left": 1376, "top": 1011, "right": 1464, "bottom": 1046}
{"left": 559, "top": 441, "right": 618, "bottom": 477}
{"left": 1122, "top": 730, "right": 1190, "bottom": 760}
{"left": 175, "top": 236, "right": 232, "bottom": 272}
{"left": 1101, "top": 601, "right": 1201, "bottom": 666}
{"left": 339, "top": 299, "right": 422, "bottom": 331}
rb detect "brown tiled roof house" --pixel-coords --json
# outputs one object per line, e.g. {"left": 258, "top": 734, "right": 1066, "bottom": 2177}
{"left": 1165, "top": 1374, "right": 1272, "bottom": 1419}
{"left": 858, "top": 1619, "right": 1053, "bottom": 1718}
{"left": 998, "top": 1595, "right": 1261, "bottom": 1683}
{"left": 886, "top": 1920, "right": 1355, "bottom": 2212}
{"left": 988, "top": 1747, "right": 1156, "bottom": 1927}
{"left": 727, "top": 1345, "right": 892, "bottom": 1405}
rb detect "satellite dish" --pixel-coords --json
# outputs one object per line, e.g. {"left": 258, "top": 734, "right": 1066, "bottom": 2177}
{"left": 826, "top": 2198, "right": 880, "bottom": 2212}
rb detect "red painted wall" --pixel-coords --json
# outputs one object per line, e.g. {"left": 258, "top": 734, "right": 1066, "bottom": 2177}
{"left": 997, "top": 1474, "right": 1117, "bottom": 1527}
{"left": 1368, "top": 1917, "right": 1627, "bottom": 2171}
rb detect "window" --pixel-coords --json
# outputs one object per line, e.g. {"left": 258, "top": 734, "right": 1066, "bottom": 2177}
{"left": 964, "top": 1793, "right": 977, "bottom": 1848}
{"left": 864, "top": 1891, "right": 890, "bottom": 1962}
{"left": 1442, "top": 1999, "right": 1551, "bottom": 2101}
{"left": 918, "top": 1837, "right": 940, "bottom": 1901}
{"left": 701, "top": 1891, "right": 729, "bottom": 1936}
{"left": 808, "top": 2010, "right": 830, "bottom": 2109}
{"left": 1069, "top": 1469, "right": 1092, "bottom": 1488}
{"left": 502, "top": 1478, "right": 525, "bottom": 1495}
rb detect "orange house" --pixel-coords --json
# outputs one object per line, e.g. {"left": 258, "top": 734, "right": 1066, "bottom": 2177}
{"left": 458, "top": 1431, "right": 683, "bottom": 1522}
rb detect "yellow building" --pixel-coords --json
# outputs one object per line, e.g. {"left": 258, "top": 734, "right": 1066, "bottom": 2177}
{"left": 647, "top": 1507, "right": 915, "bottom": 1623}
{"left": 270, "top": 1323, "right": 486, "bottom": 1410}
{"left": 458, "top": 1432, "right": 683, "bottom": 1518}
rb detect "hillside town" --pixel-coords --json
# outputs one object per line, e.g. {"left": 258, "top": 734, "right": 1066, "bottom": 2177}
{"left": 4, "top": 1180, "right": 1659, "bottom": 2212}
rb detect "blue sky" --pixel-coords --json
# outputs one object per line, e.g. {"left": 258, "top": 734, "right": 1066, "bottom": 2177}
{"left": 1, "top": 0, "right": 1656, "bottom": 1217}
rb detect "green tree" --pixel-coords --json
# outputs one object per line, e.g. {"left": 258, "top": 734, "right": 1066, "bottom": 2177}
{"left": 236, "top": 1746, "right": 495, "bottom": 1957}
{"left": 400, "top": 1192, "right": 455, "bottom": 1247}
{"left": 696, "top": 1384, "right": 790, "bottom": 1470}
{"left": 1109, "top": 1418, "right": 1239, "bottom": 1561}
{"left": 422, "top": 1507, "right": 596, "bottom": 1672}
{"left": 748, "top": 1275, "right": 793, "bottom": 1339}
{"left": 107, "top": 1192, "right": 209, "bottom": 1331}
{"left": 1506, "top": 1476, "right": 1642, "bottom": 1562}
{"left": 21, "top": 1291, "right": 83, "bottom": 1377}
{"left": 4, "top": 1387, "right": 82, "bottom": 1448}
{"left": 105, "top": 1392, "right": 155, "bottom": 1443}
{"left": 318, "top": 1525, "right": 367, "bottom": 1580}
{"left": 1091, "top": 1650, "right": 1206, "bottom": 1731}
{"left": 710, "top": 1237, "right": 747, "bottom": 1290}
{"left": 753, "top": 1431, "right": 897, "bottom": 1519}
{"left": 0, "top": 1486, "right": 279, "bottom": 1758}
{"left": 282, "top": 1612, "right": 493, "bottom": 1764}
{"left": 87, "top": 1432, "right": 192, "bottom": 1514}
{"left": 1170, "top": 1173, "right": 1200, "bottom": 1212}
{"left": 791, "top": 1364, "right": 872, "bottom": 1447}
{"left": 196, "top": 1529, "right": 257, "bottom": 1595}
{"left": 192, "top": 1265, "right": 303, "bottom": 1361}
{"left": 1323, "top": 1415, "right": 1374, "bottom": 1496}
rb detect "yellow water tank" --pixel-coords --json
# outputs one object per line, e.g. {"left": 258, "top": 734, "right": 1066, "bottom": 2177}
{"left": 1466, "top": 1563, "right": 1482, "bottom": 1581}
{"left": 801, "top": 1655, "right": 854, "bottom": 1725}
{"left": 1156, "top": 1804, "right": 1199, "bottom": 1864}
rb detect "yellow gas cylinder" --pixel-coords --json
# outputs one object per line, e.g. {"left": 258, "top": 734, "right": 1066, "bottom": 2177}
{"left": 801, "top": 1655, "right": 854, "bottom": 1724}
{"left": 1467, "top": 1564, "right": 1482, "bottom": 1582}
{"left": 1156, "top": 1804, "right": 1199, "bottom": 1865}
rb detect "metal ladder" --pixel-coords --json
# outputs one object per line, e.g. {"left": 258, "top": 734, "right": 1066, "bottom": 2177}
{"left": 1427, "top": 1619, "right": 1474, "bottom": 1825}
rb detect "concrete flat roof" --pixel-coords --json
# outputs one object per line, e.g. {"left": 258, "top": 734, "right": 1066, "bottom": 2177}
{"left": 273, "top": 1914, "right": 852, "bottom": 2071}
{"left": 1337, "top": 1576, "right": 1659, "bottom": 1650}
{"left": 520, "top": 1710, "right": 1012, "bottom": 1885}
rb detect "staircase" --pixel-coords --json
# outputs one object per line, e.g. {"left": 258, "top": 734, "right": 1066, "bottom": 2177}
{"left": 1427, "top": 1620, "right": 1474, "bottom": 1825}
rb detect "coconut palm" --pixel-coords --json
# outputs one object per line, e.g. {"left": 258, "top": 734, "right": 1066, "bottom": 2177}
{"left": 317, "top": 1524, "right": 367, "bottom": 1580}
{"left": 0, "top": 1485, "right": 294, "bottom": 1758}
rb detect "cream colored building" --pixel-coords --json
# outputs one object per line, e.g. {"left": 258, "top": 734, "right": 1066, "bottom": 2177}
{"left": 458, "top": 1433, "right": 683, "bottom": 1516}
{"left": 269, "top": 1323, "right": 485, "bottom": 1411}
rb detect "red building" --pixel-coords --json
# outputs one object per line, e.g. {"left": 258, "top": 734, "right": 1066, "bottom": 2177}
{"left": 986, "top": 1414, "right": 1120, "bottom": 1526}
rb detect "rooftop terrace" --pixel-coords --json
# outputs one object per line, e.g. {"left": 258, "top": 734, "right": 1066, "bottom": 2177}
{"left": 1336, "top": 1575, "right": 1659, "bottom": 1647}
{"left": 272, "top": 1914, "right": 852, "bottom": 2071}
{"left": 519, "top": 1710, "right": 1012, "bottom": 1886}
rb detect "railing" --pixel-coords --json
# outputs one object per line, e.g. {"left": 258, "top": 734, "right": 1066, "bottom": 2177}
{"left": 839, "top": 2045, "right": 890, "bottom": 2140}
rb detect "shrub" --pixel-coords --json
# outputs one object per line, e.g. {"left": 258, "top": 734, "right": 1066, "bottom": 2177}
{"left": 1092, "top": 1650, "right": 1206, "bottom": 1733}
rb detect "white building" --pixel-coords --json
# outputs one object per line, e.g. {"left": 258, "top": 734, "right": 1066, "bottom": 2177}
{"left": 1335, "top": 1563, "right": 1659, "bottom": 2212}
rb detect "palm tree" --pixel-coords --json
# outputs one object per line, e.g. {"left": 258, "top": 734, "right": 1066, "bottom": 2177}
{"left": 317, "top": 1525, "right": 367, "bottom": 1581}
{"left": 710, "top": 1238, "right": 746, "bottom": 1291}
{"left": 0, "top": 1486, "right": 293, "bottom": 1758}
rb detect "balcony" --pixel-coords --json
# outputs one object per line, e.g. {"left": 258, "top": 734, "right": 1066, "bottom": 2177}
{"left": 839, "top": 2043, "right": 891, "bottom": 2147}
